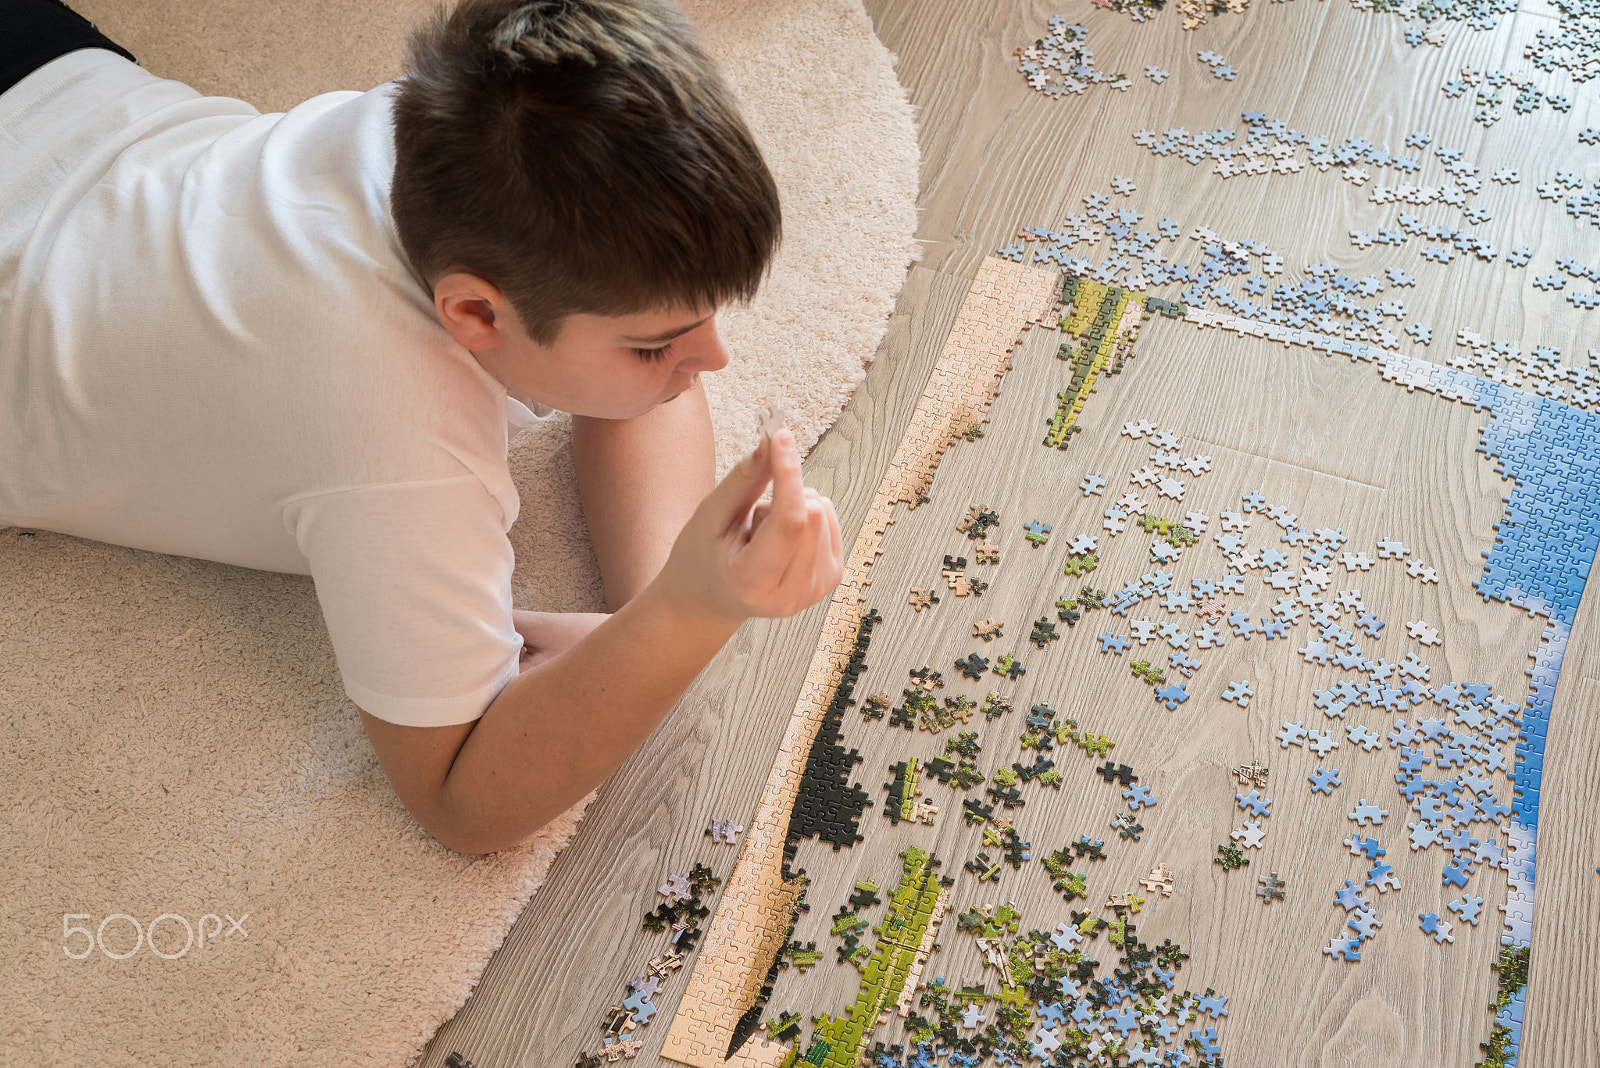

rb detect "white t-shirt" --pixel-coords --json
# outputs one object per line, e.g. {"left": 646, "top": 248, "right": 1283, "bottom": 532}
{"left": 0, "top": 49, "right": 554, "bottom": 727}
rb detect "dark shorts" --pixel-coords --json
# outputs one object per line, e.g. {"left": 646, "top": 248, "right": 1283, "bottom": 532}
{"left": 1, "top": 0, "right": 139, "bottom": 97}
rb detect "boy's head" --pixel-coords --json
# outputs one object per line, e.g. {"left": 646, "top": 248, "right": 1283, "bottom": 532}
{"left": 390, "top": 0, "right": 781, "bottom": 355}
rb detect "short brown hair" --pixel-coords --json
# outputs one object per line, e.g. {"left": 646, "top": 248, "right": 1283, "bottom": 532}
{"left": 391, "top": 0, "right": 781, "bottom": 343}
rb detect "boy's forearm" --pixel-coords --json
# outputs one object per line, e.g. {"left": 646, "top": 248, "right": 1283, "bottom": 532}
{"left": 571, "top": 380, "right": 716, "bottom": 611}
{"left": 437, "top": 579, "right": 741, "bottom": 853}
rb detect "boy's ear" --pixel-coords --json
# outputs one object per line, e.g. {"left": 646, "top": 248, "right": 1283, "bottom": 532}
{"left": 434, "top": 271, "right": 510, "bottom": 352}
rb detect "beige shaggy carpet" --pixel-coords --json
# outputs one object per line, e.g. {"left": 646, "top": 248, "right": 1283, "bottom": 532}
{"left": 0, "top": 1, "right": 920, "bottom": 1064}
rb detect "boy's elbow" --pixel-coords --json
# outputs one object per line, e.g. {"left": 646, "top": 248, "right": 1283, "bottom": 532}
{"left": 357, "top": 707, "right": 504, "bottom": 854}
{"left": 425, "top": 818, "right": 504, "bottom": 856}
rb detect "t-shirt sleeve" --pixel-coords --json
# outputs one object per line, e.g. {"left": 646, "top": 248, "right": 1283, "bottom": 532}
{"left": 285, "top": 476, "right": 523, "bottom": 727}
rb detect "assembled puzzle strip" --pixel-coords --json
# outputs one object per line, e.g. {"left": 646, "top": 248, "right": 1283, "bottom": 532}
{"left": 661, "top": 258, "right": 1060, "bottom": 1067}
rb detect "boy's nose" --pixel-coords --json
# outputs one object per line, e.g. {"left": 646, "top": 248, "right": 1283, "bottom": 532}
{"left": 689, "top": 321, "right": 731, "bottom": 373}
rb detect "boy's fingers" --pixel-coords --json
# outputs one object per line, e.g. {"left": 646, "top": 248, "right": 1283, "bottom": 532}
{"left": 740, "top": 432, "right": 807, "bottom": 560}
{"left": 777, "top": 496, "right": 826, "bottom": 609}
{"left": 705, "top": 436, "right": 775, "bottom": 535}
{"left": 810, "top": 498, "right": 842, "bottom": 601}
{"left": 821, "top": 497, "right": 843, "bottom": 587}
{"left": 758, "top": 430, "right": 807, "bottom": 535}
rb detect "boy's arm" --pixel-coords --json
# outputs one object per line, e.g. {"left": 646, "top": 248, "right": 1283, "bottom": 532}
{"left": 360, "top": 582, "right": 741, "bottom": 854}
{"left": 359, "top": 430, "right": 842, "bottom": 854}
{"left": 570, "top": 377, "right": 717, "bottom": 611}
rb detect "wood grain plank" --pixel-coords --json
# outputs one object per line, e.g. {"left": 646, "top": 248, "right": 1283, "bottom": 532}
{"left": 1519, "top": 673, "right": 1600, "bottom": 1067}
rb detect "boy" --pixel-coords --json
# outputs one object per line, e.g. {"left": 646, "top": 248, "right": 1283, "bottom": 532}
{"left": 0, "top": 0, "right": 844, "bottom": 853}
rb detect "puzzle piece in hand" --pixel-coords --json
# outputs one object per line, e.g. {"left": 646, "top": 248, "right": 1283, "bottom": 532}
{"left": 758, "top": 405, "right": 788, "bottom": 440}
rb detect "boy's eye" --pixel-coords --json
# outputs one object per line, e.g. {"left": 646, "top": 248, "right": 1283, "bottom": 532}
{"left": 631, "top": 343, "right": 673, "bottom": 362}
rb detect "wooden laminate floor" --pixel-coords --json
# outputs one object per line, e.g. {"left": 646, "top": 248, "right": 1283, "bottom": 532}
{"left": 423, "top": 2, "right": 1600, "bottom": 1066}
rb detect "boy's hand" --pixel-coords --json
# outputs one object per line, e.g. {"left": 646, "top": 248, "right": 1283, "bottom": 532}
{"left": 657, "top": 429, "right": 843, "bottom": 624}
{"left": 512, "top": 610, "right": 609, "bottom": 671}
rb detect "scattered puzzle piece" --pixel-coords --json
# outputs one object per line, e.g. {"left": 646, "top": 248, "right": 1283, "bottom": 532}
{"left": 1349, "top": 799, "right": 1389, "bottom": 826}
{"left": 1406, "top": 619, "right": 1442, "bottom": 645}
{"left": 1419, "top": 911, "right": 1456, "bottom": 944}
{"left": 1221, "top": 679, "right": 1254, "bottom": 706}
{"left": 1256, "top": 872, "right": 1286, "bottom": 903}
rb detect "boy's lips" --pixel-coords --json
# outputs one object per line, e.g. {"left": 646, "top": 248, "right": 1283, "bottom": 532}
{"left": 668, "top": 372, "right": 700, "bottom": 399}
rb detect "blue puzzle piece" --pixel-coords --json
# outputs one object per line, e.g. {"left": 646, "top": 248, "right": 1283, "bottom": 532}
{"left": 1322, "top": 935, "right": 1361, "bottom": 961}
{"left": 1098, "top": 632, "right": 1131, "bottom": 654}
{"left": 622, "top": 988, "right": 658, "bottom": 1024}
{"left": 1236, "top": 790, "right": 1272, "bottom": 817}
{"left": 1123, "top": 784, "right": 1158, "bottom": 810}
{"left": 1335, "top": 880, "right": 1370, "bottom": 911}
{"left": 1154, "top": 683, "right": 1190, "bottom": 710}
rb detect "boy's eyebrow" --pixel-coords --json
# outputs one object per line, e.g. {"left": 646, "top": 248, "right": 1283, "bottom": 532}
{"left": 620, "top": 312, "right": 715, "bottom": 346}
